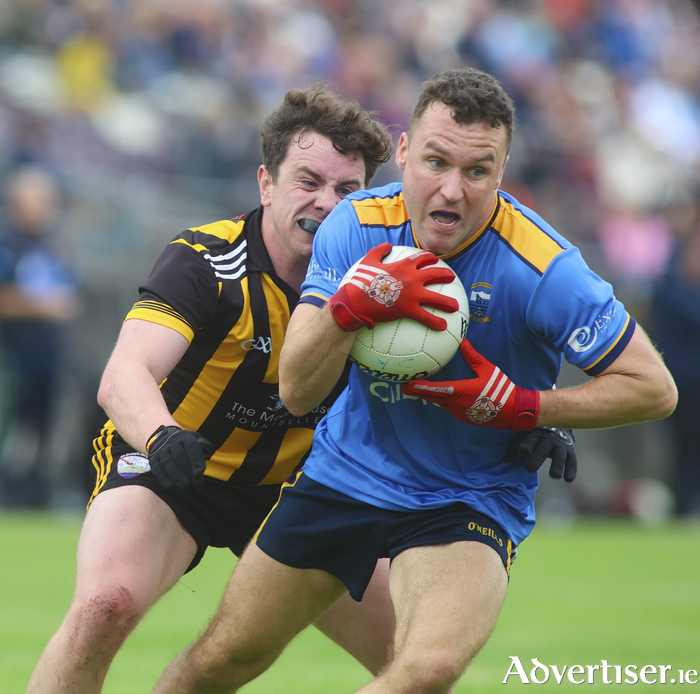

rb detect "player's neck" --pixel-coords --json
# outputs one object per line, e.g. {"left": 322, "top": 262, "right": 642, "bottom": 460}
{"left": 261, "top": 219, "right": 308, "bottom": 294}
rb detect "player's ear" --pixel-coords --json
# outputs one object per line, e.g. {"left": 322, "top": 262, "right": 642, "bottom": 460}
{"left": 395, "top": 133, "right": 408, "bottom": 172}
{"left": 258, "top": 165, "right": 273, "bottom": 207}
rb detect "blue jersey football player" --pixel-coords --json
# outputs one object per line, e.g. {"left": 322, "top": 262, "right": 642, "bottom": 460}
{"left": 153, "top": 68, "right": 677, "bottom": 694}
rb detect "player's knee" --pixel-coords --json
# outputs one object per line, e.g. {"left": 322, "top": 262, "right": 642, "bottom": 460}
{"left": 186, "top": 621, "right": 285, "bottom": 690}
{"left": 69, "top": 585, "right": 144, "bottom": 645}
{"left": 389, "top": 648, "right": 465, "bottom": 694}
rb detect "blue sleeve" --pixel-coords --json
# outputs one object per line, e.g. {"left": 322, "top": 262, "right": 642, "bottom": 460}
{"left": 526, "top": 248, "right": 635, "bottom": 376}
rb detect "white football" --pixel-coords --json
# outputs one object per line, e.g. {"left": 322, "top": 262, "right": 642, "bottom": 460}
{"left": 339, "top": 246, "right": 469, "bottom": 381}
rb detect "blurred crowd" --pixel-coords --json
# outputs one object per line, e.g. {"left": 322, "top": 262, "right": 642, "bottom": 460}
{"left": 0, "top": 0, "right": 699, "bottom": 515}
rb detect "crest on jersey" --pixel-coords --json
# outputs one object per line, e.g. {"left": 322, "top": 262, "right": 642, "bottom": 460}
{"left": 466, "top": 396, "right": 500, "bottom": 424}
{"left": 366, "top": 273, "right": 403, "bottom": 307}
{"left": 469, "top": 282, "right": 492, "bottom": 323}
{"left": 117, "top": 453, "right": 151, "bottom": 479}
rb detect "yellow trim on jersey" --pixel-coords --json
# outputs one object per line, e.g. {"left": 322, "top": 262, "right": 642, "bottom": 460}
{"left": 190, "top": 218, "right": 246, "bottom": 243}
{"left": 300, "top": 291, "right": 330, "bottom": 303}
{"left": 351, "top": 193, "right": 408, "bottom": 227}
{"left": 582, "top": 314, "right": 632, "bottom": 372}
{"left": 171, "top": 276, "right": 253, "bottom": 431}
{"left": 253, "top": 470, "right": 303, "bottom": 542}
{"left": 259, "top": 428, "right": 314, "bottom": 485}
{"left": 506, "top": 538, "right": 513, "bottom": 576}
{"left": 125, "top": 301, "right": 195, "bottom": 343}
{"left": 169, "top": 239, "right": 209, "bottom": 253}
{"left": 496, "top": 198, "right": 564, "bottom": 273}
{"left": 261, "top": 275, "right": 292, "bottom": 384}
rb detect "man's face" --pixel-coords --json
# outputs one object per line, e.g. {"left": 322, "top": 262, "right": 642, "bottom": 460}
{"left": 396, "top": 102, "right": 509, "bottom": 256}
{"left": 258, "top": 131, "right": 366, "bottom": 261}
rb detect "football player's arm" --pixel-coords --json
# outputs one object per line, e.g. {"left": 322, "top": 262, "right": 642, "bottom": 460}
{"left": 536, "top": 324, "right": 677, "bottom": 429}
{"left": 279, "top": 302, "right": 355, "bottom": 416}
{"left": 97, "top": 319, "right": 190, "bottom": 453}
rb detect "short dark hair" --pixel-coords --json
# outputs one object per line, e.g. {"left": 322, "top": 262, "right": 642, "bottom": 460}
{"left": 409, "top": 68, "right": 515, "bottom": 150}
{"left": 261, "top": 85, "right": 394, "bottom": 187}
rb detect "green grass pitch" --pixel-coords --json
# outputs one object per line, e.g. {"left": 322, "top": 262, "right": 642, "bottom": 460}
{"left": 1, "top": 512, "right": 698, "bottom": 693}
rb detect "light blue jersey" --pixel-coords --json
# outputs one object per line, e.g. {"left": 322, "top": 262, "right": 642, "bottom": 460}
{"left": 299, "top": 182, "right": 635, "bottom": 545}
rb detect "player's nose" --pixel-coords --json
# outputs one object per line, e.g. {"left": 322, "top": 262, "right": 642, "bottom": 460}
{"left": 439, "top": 170, "right": 463, "bottom": 203}
{"left": 313, "top": 185, "right": 338, "bottom": 214}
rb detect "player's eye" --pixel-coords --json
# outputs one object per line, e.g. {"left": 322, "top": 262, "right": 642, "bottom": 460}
{"left": 337, "top": 187, "right": 355, "bottom": 197}
{"left": 428, "top": 158, "right": 446, "bottom": 169}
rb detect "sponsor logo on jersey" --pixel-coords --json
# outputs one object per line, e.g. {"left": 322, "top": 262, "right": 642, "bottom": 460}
{"left": 267, "top": 393, "right": 287, "bottom": 411}
{"left": 117, "top": 453, "right": 150, "bottom": 479}
{"left": 241, "top": 336, "right": 272, "bottom": 353}
{"left": 306, "top": 259, "right": 343, "bottom": 287}
{"left": 568, "top": 302, "right": 618, "bottom": 353}
{"left": 469, "top": 282, "right": 492, "bottom": 323}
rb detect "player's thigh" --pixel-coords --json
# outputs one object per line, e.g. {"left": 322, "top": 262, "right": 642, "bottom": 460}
{"left": 204, "top": 542, "right": 347, "bottom": 660}
{"left": 314, "top": 557, "right": 395, "bottom": 675}
{"left": 74, "top": 485, "right": 197, "bottom": 609}
{"left": 390, "top": 541, "right": 507, "bottom": 664}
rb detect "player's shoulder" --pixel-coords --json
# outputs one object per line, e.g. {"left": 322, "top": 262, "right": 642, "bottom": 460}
{"left": 492, "top": 191, "right": 574, "bottom": 276}
{"left": 177, "top": 215, "right": 248, "bottom": 253}
{"left": 165, "top": 211, "right": 259, "bottom": 281}
{"left": 344, "top": 182, "right": 408, "bottom": 229}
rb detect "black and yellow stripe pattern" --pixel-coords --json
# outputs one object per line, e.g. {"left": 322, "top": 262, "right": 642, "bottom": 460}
{"left": 91, "top": 206, "right": 346, "bottom": 498}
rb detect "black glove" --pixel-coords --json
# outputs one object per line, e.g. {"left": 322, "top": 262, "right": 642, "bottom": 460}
{"left": 503, "top": 427, "right": 577, "bottom": 482}
{"left": 146, "top": 425, "right": 213, "bottom": 490}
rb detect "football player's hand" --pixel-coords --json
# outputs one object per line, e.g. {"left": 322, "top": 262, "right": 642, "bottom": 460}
{"left": 402, "top": 339, "right": 539, "bottom": 430}
{"left": 328, "top": 242, "right": 458, "bottom": 332}
{"left": 504, "top": 427, "right": 577, "bottom": 482}
{"left": 146, "top": 425, "right": 214, "bottom": 489}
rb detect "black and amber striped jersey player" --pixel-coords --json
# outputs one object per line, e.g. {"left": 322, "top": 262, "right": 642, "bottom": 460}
{"left": 90, "top": 206, "right": 347, "bottom": 551}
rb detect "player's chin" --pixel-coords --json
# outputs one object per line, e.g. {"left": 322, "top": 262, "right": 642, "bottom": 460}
{"left": 420, "top": 227, "right": 464, "bottom": 256}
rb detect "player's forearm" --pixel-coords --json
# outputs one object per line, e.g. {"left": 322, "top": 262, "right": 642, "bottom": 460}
{"left": 97, "top": 363, "right": 178, "bottom": 453}
{"left": 280, "top": 303, "right": 355, "bottom": 415}
{"left": 536, "top": 369, "right": 677, "bottom": 429}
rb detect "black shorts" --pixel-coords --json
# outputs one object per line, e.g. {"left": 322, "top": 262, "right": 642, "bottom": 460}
{"left": 92, "top": 439, "right": 283, "bottom": 572}
{"left": 254, "top": 472, "right": 517, "bottom": 601}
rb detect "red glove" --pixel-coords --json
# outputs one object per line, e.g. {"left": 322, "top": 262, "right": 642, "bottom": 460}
{"left": 329, "top": 242, "right": 458, "bottom": 332}
{"left": 402, "top": 339, "right": 539, "bottom": 430}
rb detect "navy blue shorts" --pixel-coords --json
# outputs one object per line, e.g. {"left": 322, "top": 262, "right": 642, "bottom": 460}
{"left": 92, "top": 439, "right": 282, "bottom": 572}
{"left": 254, "top": 472, "right": 516, "bottom": 601}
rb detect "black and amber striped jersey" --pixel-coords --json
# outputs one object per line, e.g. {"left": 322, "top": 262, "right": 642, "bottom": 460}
{"left": 103, "top": 206, "right": 346, "bottom": 486}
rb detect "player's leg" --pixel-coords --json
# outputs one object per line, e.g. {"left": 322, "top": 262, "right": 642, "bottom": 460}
{"left": 152, "top": 541, "right": 348, "bottom": 693}
{"left": 357, "top": 541, "right": 508, "bottom": 694}
{"left": 313, "top": 557, "right": 395, "bottom": 675}
{"left": 27, "top": 485, "right": 197, "bottom": 694}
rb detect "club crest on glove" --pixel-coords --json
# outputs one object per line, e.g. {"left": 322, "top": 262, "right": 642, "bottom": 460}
{"left": 466, "top": 396, "right": 500, "bottom": 424}
{"left": 365, "top": 273, "right": 403, "bottom": 307}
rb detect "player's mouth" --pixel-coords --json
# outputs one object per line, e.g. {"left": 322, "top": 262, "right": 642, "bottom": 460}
{"left": 298, "top": 219, "right": 321, "bottom": 234}
{"left": 429, "top": 211, "right": 461, "bottom": 229}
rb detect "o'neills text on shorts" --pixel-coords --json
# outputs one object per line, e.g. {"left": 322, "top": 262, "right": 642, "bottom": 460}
{"left": 503, "top": 657, "right": 698, "bottom": 685}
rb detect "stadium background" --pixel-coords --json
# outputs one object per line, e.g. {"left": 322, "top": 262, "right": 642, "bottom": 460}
{"left": 0, "top": 0, "right": 699, "bottom": 691}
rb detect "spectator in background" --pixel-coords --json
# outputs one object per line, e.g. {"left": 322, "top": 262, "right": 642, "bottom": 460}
{"left": 0, "top": 165, "right": 81, "bottom": 507}
{"left": 650, "top": 199, "right": 700, "bottom": 516}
